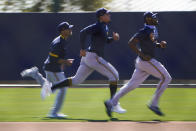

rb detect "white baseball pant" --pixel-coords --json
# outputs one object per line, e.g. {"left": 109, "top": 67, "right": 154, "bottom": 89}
{"left": 71, "top": 52, "right": 119, "bottom": 85}
{"left": 45, "top": 71, "right": 67, "bottom": 115}
{"left": 111, "top": 57, "right": 172, "bottom": 107}
{"left": 30, "top": 70, "right": 67, "bottom": 114}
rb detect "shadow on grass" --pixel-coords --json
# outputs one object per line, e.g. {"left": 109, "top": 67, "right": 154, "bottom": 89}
{"left": 111, "top": 118, "right": 167, "bottom": 123}
{"left": 42, "top": 117, "right": 108, "bottom": 122}
{"left": 41, "top": 117, "right": 166, "bottom": 123}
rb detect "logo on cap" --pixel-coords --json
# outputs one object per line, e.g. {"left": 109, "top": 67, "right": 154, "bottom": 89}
{"left": 144, "top": 12, "right": 158, "bottom": 19}
{"left": 96, "top": 8, "right": 110, "bottom": 18}
{"left": 57, "top": 22, "right": 74, "bottom": 32}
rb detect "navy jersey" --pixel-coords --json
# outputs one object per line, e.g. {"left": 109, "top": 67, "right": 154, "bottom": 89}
{"left": 43, "top": 36, "right": 68, "bottom": 72}
{"left": 80, "top": 21, "right": 114, "bottom": 58}
{"left": 133, "top": 25, "right": 159, "bottom": 58}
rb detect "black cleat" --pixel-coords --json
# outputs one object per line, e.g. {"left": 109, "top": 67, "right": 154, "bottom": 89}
{"left": 104, "top": 100, "right": 113, "bottom": 118}
{"left": 148, "top": 105, "right": 164, "bottom": 116}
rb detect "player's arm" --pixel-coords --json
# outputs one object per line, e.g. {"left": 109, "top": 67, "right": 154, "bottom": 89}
{"left": 128, "top": 37, "right": 151, "bottom": 61}
{"left": 80, "top": 24, "right": 98, "bottom": 56}
{"left": 49, "top": 52, "right": 73, "bottom": 66}
{"left": 107, "top": 32, "right": 120, "bottom": 43}
{"left": 156, "top": 41, "right": 167, "bottom": 48}
{"left": 49, "top": 44, "right": 74, "bottom": 66}
{"left": 58, "top": 59, "right": 74, "bottom": 66}
{"left": 58, "top": 59, "right": 74, "bottom": 71}
{"left": 49, "top": 49, "right": 61, "bottom": 63}
{"left": 149, "top": 33, "right": 167, "bottom": 48}
{"left": 107, "top": 37, "right": 113, "bottom": 43}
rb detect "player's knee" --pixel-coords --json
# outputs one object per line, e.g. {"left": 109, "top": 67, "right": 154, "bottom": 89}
{"left": 166, "top": 75, "right": 172, "bottom": 84}
{"left": 163, "top": 74, "right": 172, "bottom": 84}
{"left": 71, "top": 76, "right": 79, "bottom": 85}
{"left": 109, "top": 73, "right": 119, "bottom": 81}
{"left": 116, "top": 72, "right": 119, "bottom": 81}
{"left": 71, "top": 76, "right": 84, "bottom": 85}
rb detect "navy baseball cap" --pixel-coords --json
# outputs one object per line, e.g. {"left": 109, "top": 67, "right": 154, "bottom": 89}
{"left": 57, "top": 22, "right": 74, "bottom": 32}
{"left": 96, "top": 8, "right": 110, "bottom": 18}
{"left": 144, "top": 12, "right": 158, "bottom": 19}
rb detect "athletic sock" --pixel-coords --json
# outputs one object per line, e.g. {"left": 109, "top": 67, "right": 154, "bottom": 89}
{"left": 109, "top": 81, "right": 117, "bottom": 99}
{"left": 51, "top": 78, "right": 72, "bottom": 91}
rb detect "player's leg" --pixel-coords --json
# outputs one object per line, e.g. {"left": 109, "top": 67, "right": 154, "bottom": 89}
{"left": 100, "top": 61, "right": 118, "bottom": 99}
{"left": 87, "top": 56, "right": 119, "bottom": 98}
{"left": 21, "top": 66, "right": 47, "bottom": 86}
{"left": 83, "top": 53, "right": 126, "bottom": 113}
{"left": 146, "top": 59, "right": 172, "bottom": 107}
{"left": 46, "top": 71, "right": 67, "bottom": 118}
{"left": 51, "top": 58, "right": 94, "bottom": 91}
{"left": 112, "top": 68, "right": 149, "bottom": 106}
{"left": 104, "top": 68, "right": 149, "bottom": 117}
{"left": 104, "top": 57, "right": 150, "bottom": 117}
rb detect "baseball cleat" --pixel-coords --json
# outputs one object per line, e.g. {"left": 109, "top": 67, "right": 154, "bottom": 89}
{"left": 104, "top": 100, "right": 113, "bottom": 118}
{"left": 148, "top": 105, "right": 164, "bottom": 116}
{"left": 48, "top": 113, "right": 68, "bottom": 118}
{"left": 41, "top": 80, "right": 52, "bottom": 100}
{"left": 20, "top": 66, "right": 38, "bottom": 78}
{"left": 112, "top": 103, "right": 127, "bottom": 114}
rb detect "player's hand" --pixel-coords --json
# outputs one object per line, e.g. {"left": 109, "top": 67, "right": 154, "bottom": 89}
{"left": 113, "top": 32, "right": 120, "bottom": 41}
{"left": 65, "top": 59, "right": 74, "bottom": 66}
{"left": 142, "top": 54, "right": 152, "bottom": 61}
{"left": 80, "top": 49, "right": 86, "bottom": 57}
{"left": 160, "top": 41, "right": 167, "bottom": 48}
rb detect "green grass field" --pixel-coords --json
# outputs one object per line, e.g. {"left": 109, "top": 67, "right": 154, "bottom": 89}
{"left": 0, "top": 87, "right": 196, "bottom": 122}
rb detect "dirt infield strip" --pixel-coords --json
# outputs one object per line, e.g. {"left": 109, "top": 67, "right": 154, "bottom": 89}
{"left": 0, "top": 122, "right": 196, "bottom": 131}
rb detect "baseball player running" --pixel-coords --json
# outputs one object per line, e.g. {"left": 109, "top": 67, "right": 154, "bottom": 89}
{"left": 21, "top": 22, "right": 74, "bottom": 118}
{"left": 104, "top": 12, "right": 172, "bottom": 117}
{"left": 42, "top": 8, "right": 126, "bottom": 114}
